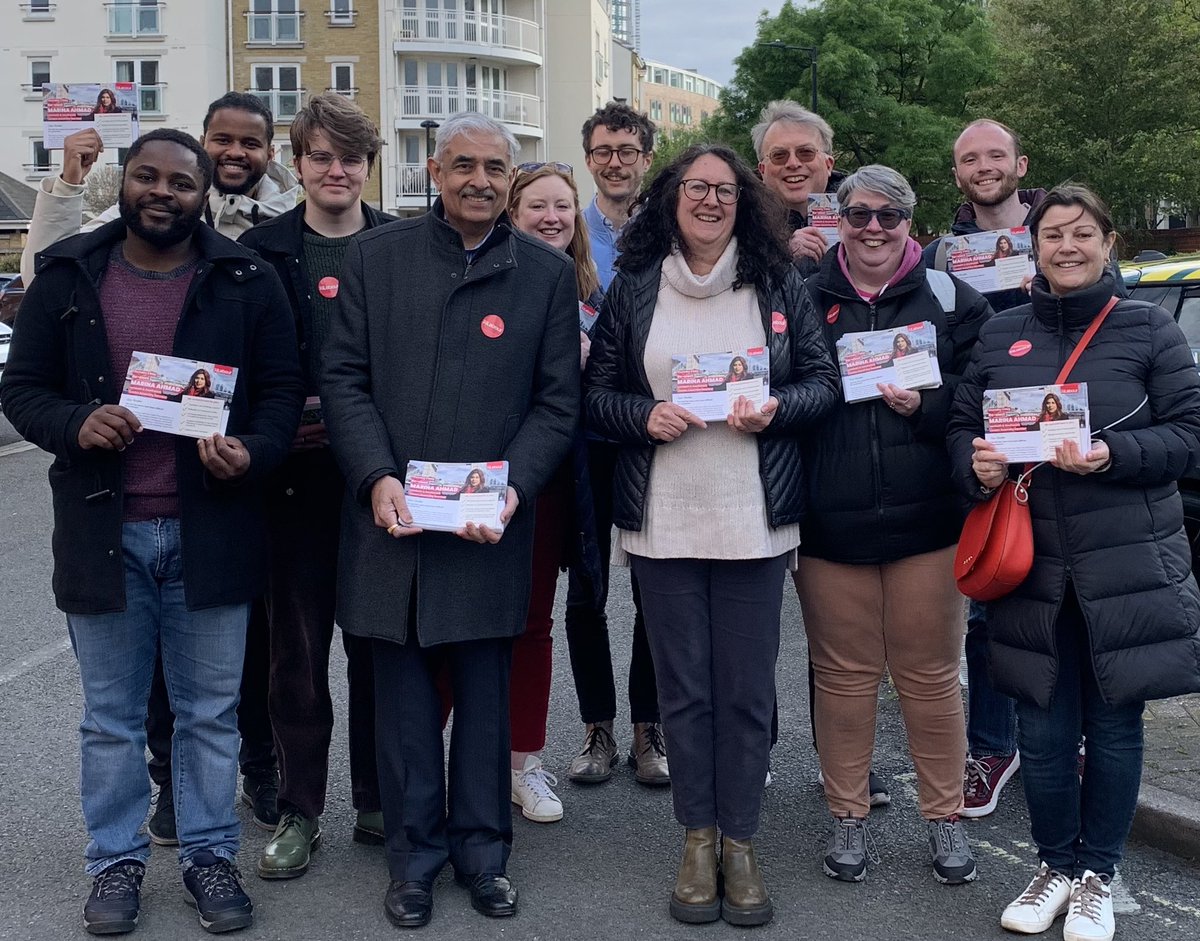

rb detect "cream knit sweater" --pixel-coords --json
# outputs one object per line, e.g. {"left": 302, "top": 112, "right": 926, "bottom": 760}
{"left": 618, "top": 239, "right": 801, "bottom": 561}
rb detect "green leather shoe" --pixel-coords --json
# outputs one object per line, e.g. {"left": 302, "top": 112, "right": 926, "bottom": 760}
{"left": 257, "top": 811, "right": 320, "bottom": 880}
{"left": 353, "top": 810, "right": 385, "bottom": 846}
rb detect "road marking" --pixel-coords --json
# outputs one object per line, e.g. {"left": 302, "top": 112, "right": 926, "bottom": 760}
{"left": 973, "top": 839, "right": 1025, "bottom": 866}
{"left": 1110, "top": 871, "right": 1141, "bottom": 914}
{"left": 0, "top": 441, "right": 36, "bottom": 458}
{"left": 1141, "top": 893, "right": 1200, "bottom": 919}
{"left": 0, "top": 637, "right": 71, "bottom": 686}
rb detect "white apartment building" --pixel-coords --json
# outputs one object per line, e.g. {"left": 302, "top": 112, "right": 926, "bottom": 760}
{"left": 0, "top": 1, "right": 228, "bottom": 194}
{"left": 379, "top": 0, "right": 613, "bottom": 214}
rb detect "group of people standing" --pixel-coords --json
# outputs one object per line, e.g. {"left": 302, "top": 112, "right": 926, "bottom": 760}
{"left": 2, "top": 77, "right": 1199, "bottom": 941}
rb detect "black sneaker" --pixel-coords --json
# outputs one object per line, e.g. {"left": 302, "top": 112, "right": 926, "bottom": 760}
{"left": 83, "top": 860, "right": 145, "bottom": 935}
{"left": 240, "top": 770, "right": 280, "bottom": 831}
{"left": 182, "top": 851, "right": 253, "bottom": 934}
{"left": 148, "top": 783, "right": 178, "bottom": 847}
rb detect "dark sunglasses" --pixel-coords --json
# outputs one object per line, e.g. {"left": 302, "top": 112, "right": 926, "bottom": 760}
{"left": 517, "top": 161, "right": 573, "bottom": 175}
{"left": 839, "top": 206, "right": 912, "bottom": 230}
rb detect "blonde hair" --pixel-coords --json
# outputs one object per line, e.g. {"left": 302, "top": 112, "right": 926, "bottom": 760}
{"left": 508, "top": 165, "right": 601, "bottom": 303}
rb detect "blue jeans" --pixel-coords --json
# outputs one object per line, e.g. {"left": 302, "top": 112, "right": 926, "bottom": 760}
{"left": 965, "top": 600, "right": 1018, "bottom": 757}
{"left": 1016, "top": 588, "right": 1144, "bottom": 877}
{"left": 66, "top": 518, "right": 249, "bottom": 875}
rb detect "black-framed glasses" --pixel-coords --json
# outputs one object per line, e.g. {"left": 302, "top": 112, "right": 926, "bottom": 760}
{"left": 839, "top": 206, "right": 912, "bottom": 230}
{"left": 679, "top": 179, "right": 742, "bottom": 205}
{"left": 304, "top": 151, "right": 367, "bottom": 172}
{"left": 586, "top": 145, "right": 645, "bottom": 165}
{"left": 517, "top": 161, "right": 573, "bottom": 175}
{"left": 765, "top": 145, "right": 822, "bottom": 166}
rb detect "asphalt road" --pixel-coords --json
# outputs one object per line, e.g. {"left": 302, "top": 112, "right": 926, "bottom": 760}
{"left": 2, "top": 420, "right": 1199, "bottom": 940}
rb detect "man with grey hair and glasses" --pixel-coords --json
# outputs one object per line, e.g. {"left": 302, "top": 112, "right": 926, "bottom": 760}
{"left": 752, "top": 100, "right": 843, "bottom": 278}
{"left": 320, "top": 111, "right": 579, "bottom": 928}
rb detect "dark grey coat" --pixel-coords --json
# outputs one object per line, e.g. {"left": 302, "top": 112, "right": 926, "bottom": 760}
{"left": 320, "top": 201, "right": 580, "bottom": 646}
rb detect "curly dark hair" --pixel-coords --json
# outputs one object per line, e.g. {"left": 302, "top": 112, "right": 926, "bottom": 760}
{"left": 581, "top": 101, "right": 656, "bottom": 154}
{"left": 615, "top": 143, "right": 791, "bottom": 289}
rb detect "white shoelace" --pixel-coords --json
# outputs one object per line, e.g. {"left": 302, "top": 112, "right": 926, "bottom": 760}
{"left": 517, "top": 765, "right": 559, "bottom": 803}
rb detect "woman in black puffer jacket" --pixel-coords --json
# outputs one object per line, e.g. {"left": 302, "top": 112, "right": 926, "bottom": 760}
{"left": 948, "top": 184, "right": 1200, "bottom": 941}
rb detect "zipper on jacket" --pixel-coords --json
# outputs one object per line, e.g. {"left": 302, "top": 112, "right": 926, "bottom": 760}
{"left": 867, "top": 302, "right": 885, "bottom": 524}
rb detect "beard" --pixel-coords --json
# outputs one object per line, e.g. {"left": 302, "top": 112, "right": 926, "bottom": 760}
{"left": 214, "top": 162, "right": 266, "bottom": 196}
{"left": 118, "top": 191, "right": 205, "bottom": 248}
{"left": 962, "top": 167, "right": 1021, "bottom": 207}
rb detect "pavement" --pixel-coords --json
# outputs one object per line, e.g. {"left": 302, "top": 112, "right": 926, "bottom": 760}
{"left": 1133, "top": 694, "right": 1200, "bottom": 861}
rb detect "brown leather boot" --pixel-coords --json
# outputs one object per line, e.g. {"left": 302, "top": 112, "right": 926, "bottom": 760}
{"left": 669, "top": 827, "right": 720, "bottom": 923}
{"left": 629, "top": 722, "right": 670, "bottom": 786}
{"left": 720, "top": 836, "right": 773, "bottom": 926}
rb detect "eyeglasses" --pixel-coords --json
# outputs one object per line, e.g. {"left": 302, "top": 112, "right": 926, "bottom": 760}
{"left": 839, "top": 206, "right": 912, "bottom": 230}
{"left": 517, "top": 161, "right": 573, "bottom": 175}
{"left": 304, "top": 151, "right": 367, "bottom": 173}
{"left": 586, "top": 145, "right": 645, "bottom": 166}
{"left": 679, "top": 179, "right": 742, "bottom": 205}
{"left": 765, "top": 145, "right": 823, "bottom": 166}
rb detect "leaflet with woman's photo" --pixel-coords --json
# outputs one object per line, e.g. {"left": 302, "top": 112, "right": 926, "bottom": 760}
{"left": 42, "top": 82, "right": 140, "bottom": 149}
{"left": 670, "top": 348, "right": 770, "bottom": 421}
{"left": 118, "top": 352, "right": 236, "bottom": 438}
{"left": 943, "top": 227, "right": 1035, "bottom": 295}
{"left": 807, "top": 193, "right": 840, "bottom": 246}
{"left": 403, "top": 461, "right": 509, "bottom": 532}
{"left": 835, "top": 322, "right": 942, "bottom": 403}
{"left": 983, "top": 383, "right": 1091, "bottom": 463}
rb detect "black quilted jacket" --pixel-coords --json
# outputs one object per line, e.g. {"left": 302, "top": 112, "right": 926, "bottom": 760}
{"left": 947, "top": 271, "right": 1200, "bottom": 708}
{"left": 583, "top": 259, "right": 839, "bottom": 533}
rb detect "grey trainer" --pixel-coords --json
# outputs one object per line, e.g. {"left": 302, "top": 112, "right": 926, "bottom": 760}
{"left": 822, "top": 816, "right": 869, "bottom": 882}
{"left": 928, "top": 816, "right": 977, "bottom": 884}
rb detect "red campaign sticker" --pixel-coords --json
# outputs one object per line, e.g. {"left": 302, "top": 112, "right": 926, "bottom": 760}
{"left": 1009, "top": 339, "right": 1032, "bottom": 357}
{"left": 771, "top": 311, "right": 787, "bottom": 334}
{"left": 1060, "top": 383, "right": 1081, "bottom": 394}
{"left": 826, "top": 304, "right": 840, "bottom": 324}
{"left": 317, "top": 276, "right": 339, "bottom": 299}
{"left": 212, "top": 364, "right": 235, "bottom": 375}
{"left": 481, "top": 315, "right": 505, "bottom": 339}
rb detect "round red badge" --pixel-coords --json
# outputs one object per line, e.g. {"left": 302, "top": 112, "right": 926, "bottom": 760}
{"left": 826, "top": 304, "right": 840, "bottom": 325}
{"left": 771, "top": 311, "right": 787, "bottom": 334}
{"left": 1009, "top": 339, "right": 1032, "bottom": 358}
{"left": 317, "top": 276, "right": 339, "bottom": 299}
{"left": 481, "top": 315, "right": 505, "bottom": 339}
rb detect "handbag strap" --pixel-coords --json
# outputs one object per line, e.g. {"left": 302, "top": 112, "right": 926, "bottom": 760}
{"left": 1054, "top": 295, "right": 1119, "bottom": 385}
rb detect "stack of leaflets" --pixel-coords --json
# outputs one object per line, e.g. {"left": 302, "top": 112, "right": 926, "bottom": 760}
{"left": 834, "top": 322, "right": 942, "bottom": 403}
{"left": 300, "top": 396, "right": 323, "bottom": 426}
{"left": 118, "top": 352, "right": 235, "bottom": 438}
{"left": 807, "top": 193, "right": 840, "bottom": 247}
{"left": 579, "top": 300, "right": 600, "bottom": 334}
{"left": 403, "top": 461, "right": 508, "bottom": 532}
{"left": 983, "top": 383, "right": 1091, "bottom": 462}
{"left": 943, "top": 227, "right": 1035, "bottom": 295}
{"left": 670, "top": 348, "right": 770, "bottom": 421}
{"left": 42, "top": 82, "right": 140, "bottom": 149}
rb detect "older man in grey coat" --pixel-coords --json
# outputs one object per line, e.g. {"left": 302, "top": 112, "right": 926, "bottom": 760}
{"left": 321, "top": 113, "right": 579, "bottom": 927}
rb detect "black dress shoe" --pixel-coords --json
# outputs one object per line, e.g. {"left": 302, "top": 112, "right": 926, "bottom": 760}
{"left": 384, "top": 881, "right": 433, "bottom": 928}
{"left": 456, "top": 872, "right": 518, "bottom": 918}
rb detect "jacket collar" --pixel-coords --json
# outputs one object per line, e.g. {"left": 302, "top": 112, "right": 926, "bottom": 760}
{"left": 246, "top": 201, "right": 392, "bottom": 253}
{"left": 950, "top": 187, "right": 1047, "bottom": 236}
{"left": 429, "top": 197, "right": 515, "bottom": 258}
{"left": 1030, "top": 269, "right": 1120, "bottom": 332}
{"left": 812, "top": 238, "right": 928, "bottom": 302}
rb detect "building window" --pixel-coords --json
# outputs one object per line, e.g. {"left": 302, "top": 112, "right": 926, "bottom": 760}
{"left": 248, "top": 0, "right": 302, "bottom": 45}
{"left": 115, "top": 59, "right": 163, "bottom": 114}
{"left": 649, "top": 99, "right": 662, "bottom": 123}
{"left": 251, "top": 64, "right": 302, "bottom": 123}
{"left": 22, "top": 0, "right": 55, "bottom": 19}
{"left": 328, "top": 0, "right": 353, "bottom": 25}
{"left": 28, "top": 140, "right": 52, "bottom": 176}
{"left": 108, "top": 1, "right": 162, "bottom": 38}
{"left": 26, "top": 59, "right": 51, "bottom": 98}
{"left": 330, "top": 63, "right": 355, "bottom": 97}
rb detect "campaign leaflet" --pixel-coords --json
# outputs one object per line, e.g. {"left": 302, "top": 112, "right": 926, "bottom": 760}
{"left": 118, "top": 352, "right": 236, "bottom": 438}
{"left": 42, "top": 83, "right": 140, "bottom": 149}
{"left": 579, "top": 300, "right": 600, "bottom": 334}
{"left": 300, "top": 396, "right": 323, "bottom": 425}
{"left": 943, "top": 227, "right": 1035, "bottom": 295}
{"left": 835, "top": 321, "right": 942, "bottom": 403}
{"left": 670, "top": 348, "right": 770, "bottom": 421}
{"left": 983, "top": 383, "right": 1091, "bottom": 463}
{"left": 403, "top": 461, "right": 509, "bottom": 533}
{"left": 807, "top": 193, "right": 840, "bottom": 247}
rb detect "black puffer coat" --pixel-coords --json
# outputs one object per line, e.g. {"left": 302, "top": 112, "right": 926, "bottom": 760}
{"left": 801, "top": 247, "right": 993, "bottom": 563}
{"left": 947, "top": 271, "right": 1200, "bottom": 708}
{"left": 584, "top": 259, "right": 839, "bottom": 532}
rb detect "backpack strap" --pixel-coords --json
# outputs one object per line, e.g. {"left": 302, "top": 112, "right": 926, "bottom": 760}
{"left": 925, "top": 267, "right": 957, "bottom": 331}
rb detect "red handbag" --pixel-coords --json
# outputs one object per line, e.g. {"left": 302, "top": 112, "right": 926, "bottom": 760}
{"left": 954, "top": 296, "right": 1119, "bottom": 601}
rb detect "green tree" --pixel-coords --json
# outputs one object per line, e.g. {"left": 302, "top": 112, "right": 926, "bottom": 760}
{"left": 983, "top": 0, "right": 1200, "bottom": 230}
{"left": 646, "top": 124, "right": 716, "bottom": 183}
{"left": 710, "top": 0, "right": 996, "bottom": 232}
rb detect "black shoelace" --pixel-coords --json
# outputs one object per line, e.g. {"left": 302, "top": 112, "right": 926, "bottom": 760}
{"left": 644, "top": 724, "right": 666, "bottom": 757}
{"left": 581, "top": 725, "right": 616, "bottom": 756}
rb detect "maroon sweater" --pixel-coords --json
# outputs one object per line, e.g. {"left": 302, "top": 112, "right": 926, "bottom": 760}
{"left": 99, "top": 247, "right": 198, "bottom": 521}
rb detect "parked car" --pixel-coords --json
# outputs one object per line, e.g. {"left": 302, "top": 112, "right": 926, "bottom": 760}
{"left": 0, "top": 319, "right": 10, "bottom": 392}
{"left": 0, "top": 275, "right": 23, "bottom": 327}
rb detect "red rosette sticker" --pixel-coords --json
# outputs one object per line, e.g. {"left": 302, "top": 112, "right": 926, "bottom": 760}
{"left": 771, "top": 311, "right": 787, "bottom": 334}
{"left": 318, "top": 276, "right": 339, "bottom": 299}
{"left": 481, "top": 315, "right": 505, "bottom": 339}
{"left": 1009, "top": 339, "right": 1032, "bottom": 358}
{"left": 826, "top": 304, "right": 840, "bottom": 324}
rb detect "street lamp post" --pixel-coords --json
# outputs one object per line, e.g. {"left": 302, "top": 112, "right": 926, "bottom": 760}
{"left": 420, "top": 119, "right": 439, "bottom": 211}
{"left": 756, "top": 41, "right": 819, "bottom": 113}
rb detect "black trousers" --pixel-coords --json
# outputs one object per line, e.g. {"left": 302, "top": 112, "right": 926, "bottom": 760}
{"left": 373, "top": 634, "right": 514, "bottom": 884}
{"left": 564, "top": 440, "right": 660, "bottom": 724}
{"left": 146, "top": 596, "right": 275, "bottom": 788}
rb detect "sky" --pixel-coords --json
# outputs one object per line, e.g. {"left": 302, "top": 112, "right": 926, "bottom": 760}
{"left": 636, "top": 1, "right": 792, "bottom": 86}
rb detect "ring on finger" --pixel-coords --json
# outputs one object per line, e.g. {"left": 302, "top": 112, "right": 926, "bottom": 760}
{"left": 387, "top": 523, "right": 400, "bottom": 535}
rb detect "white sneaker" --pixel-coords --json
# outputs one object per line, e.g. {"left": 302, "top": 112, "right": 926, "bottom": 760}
{"left": 1063, "top": 870, "right": 1114, "bottom": 941}
{"left": 1000, "top": 863, "right": 1072, "bottom": 933}
{"left": 511, "top": 756, "right": 563, "bottom": 823}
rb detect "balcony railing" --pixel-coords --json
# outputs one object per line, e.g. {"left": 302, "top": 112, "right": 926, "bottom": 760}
{"left": 19, "top": 2, "right": 56, "bottom": 18}
{"left": 246, "top": 11, "right": 303, "bottom": 45}
{"left": 395, "top": 10, "right": 540, "bottom": 59}
{"left": 250, "top": 88, "right": 305, "bottom": 122}
{"left": 21, "top": 82, "right": 49, "bottom": 101}
{"left": 326, "top": 86, "right": 359, "bottom": 99}
{"left": 399, "top": 86, "right": 541, "bottom": 131}
{"left": 107, "top": 3, "right": 162, "bottom": 37}
{"left": 23, "top": 163, "right": 53, "bottom": 177}
{"left": 396, "top": 163, "right": 438, "bottom": 200}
